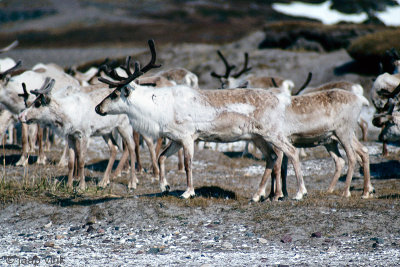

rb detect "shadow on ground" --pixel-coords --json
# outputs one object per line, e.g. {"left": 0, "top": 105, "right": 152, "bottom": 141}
{"left": 141, "top": 186, "right": 236, "bottom": 199}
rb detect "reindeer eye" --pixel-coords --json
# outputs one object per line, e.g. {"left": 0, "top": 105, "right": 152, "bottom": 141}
{"left": 110, "top": 91, "right": 119, "bottom": 100}
{"left": 34, "top": 100, "right": 41, "bottom": 108}
{"left": 123, "top": 88, "right": 130, "bottom": 98}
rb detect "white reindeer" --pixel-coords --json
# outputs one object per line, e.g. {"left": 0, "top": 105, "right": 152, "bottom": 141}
{"left": 94, "top": 40, "right": 312, "bottom": 200}
{"left": 260, "top": 88, "right": 373, "bottom": 201}
{"left": 370, "top": 50, "right": 400, "bottom": 156}
{"left": 18, "top": 79, "right": 138, "bottom": 191}
{"left": 0, "top": 61, "right": 81, "bottom": 166}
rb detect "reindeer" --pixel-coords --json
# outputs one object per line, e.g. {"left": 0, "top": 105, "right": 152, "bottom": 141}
{"left": 0, "top": 60, "right": 81, "bottom": 166}
{"left": 211, "top": 50, "right": 311, "bottom": 156}
{"left": 262, "top": 89, "right": 373, "bottom": 201}
{"left": 377, "top": 106, "right": 400, "bottom": 144}
{"left": 97, "top": 40, "right": 374, "bottom": 201}
{"left": 210, "top": 50, "right": 311, "bottom": 93}
{"left": 370, "top": 48, "right": 400, "bottom": 156}
{"left": 294, "top": 80, "right": 370, "bottom": 142}
{"left": 96, "top": 39, "right": 329, "bottom": 201}
{"left": 18, "top": 78, "right": 139, "bottom": 191}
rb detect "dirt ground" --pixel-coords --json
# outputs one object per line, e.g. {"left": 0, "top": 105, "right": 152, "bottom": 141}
{"left": 1, "top": 39, "right": 400, "bottom": 267}
{"left": 1, "top": 1, "right": 400, "bottom": 265}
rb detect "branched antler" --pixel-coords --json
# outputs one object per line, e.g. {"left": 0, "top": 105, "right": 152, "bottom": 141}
{"left": 30, "top": 77, "right": 55, "bottom": 96}
{"left": 99, "top": 39, "right": 161, "bottom": 88}
{"left": 210, "top": 50, "right": 236, "bottom": 79}
{"left": 18, "top": 83, "right": 30, "bottom": 107}
{"left": 0, "top": 60, "right": 22, "bottom": 80}
{"left": 0, "top": 40, "right": 18, "bottom": 54}
{"left": 232, "top": 52, "right": 252, "bottom": 78}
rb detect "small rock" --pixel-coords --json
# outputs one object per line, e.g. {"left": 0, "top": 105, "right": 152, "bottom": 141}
{"left": 114, "top": 226, "right": 120, "bottom": 231}
{"left": 370, "top": 237, "right": 384, "bottom": 244}
{"left": 44, "top": 241, "right": 54, "bottom": 248}
{"left": 44, "top": 222, "right": 52, "bottom": 228}
{"left": 70, "top": 226, "right": 80, "bottom": 232}
{"left": 148, "top": 247, "right": 160, "bottom": 254}
{"left": 20, "top": 245, "right": 33, "bottom": 252}
{"left": 281, "top": 235, "right": 292, "bottom": 243}
{"left": 372, "top": 242, "right": 378, "bottom": 248}
{"left": 97, "top": 228, "right": 105, "bottom": 234}
{"left": 102, "top": 239, "right": 111, "bottom": 243}
{"left": 245, "top": 232, "right": 254, "bottom": 237}
{"left": 86, "top": 216, "right": 96, "bottom": 225}
{"left": 258, "top": 238, "right": 268, "bottom": 244}
{"left": 87, "top": 225, "right": 95, "bottom": 233}
{"left": 327, "top": 245, "right": 337, "bottom": 253}
{"left": 222, "top": 242, "right": 233, "bottom": 249}
{"left": 311, "top": 232, "right": 322, "bottom": 238}
{"left": 214, "top": 236, "right": 220, "bottom": 242}
{"left": 55, "top": 235, "right": 64, "bottom": 240}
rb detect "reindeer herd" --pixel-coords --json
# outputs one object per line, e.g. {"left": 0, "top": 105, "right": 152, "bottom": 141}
{"left": 1, "top": 39, "right": 400, "bottom": 201}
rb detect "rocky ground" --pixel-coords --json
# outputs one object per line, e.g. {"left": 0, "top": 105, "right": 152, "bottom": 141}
{"left": 0, "top": 137, "right": 400, "bottom": 266}
{"left": 1, "top": 1, "right": 400, "bottom": 266}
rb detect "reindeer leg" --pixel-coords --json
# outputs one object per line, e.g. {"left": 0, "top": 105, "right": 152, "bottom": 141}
{"left": 353, "top": 135, "right": 374, "bottom": 198}
{"left": 113, "top": 141, "right": 129, "bottom": 178}
{"left": 36, "top": 125, "right": 47, "bottom": 165}
{"left": 133, "top": 131, "right": 142, "bottom": 172}
{"left": 58, "top": 141, "right": 69, "bottom": 167}
{"left": 358, "top": 118, "right": 368, "bottom": 142}
{"left": 117, "top": 127, "right": 138, "bottom": 190}
{"left": 158, "top": 141, "right": 182, "bottom": 193}
{"left": 177, "top": 148, "right": 184, "bottom": 173}
{"left": 76, "top": 136, "right": 88, "bottom": 192}
{"left": 66, "top": 136, "right": 76, "bottom": 189}
{"left": 325, "top": 141, "right": 345, "bottom": 193}
{"left": 98, "top": 135, "right": 117, "bottom": 188}
{"left": 276, "top": 139, "right": 306, "bottom": 200}
{"left": 142, "top": 135, "right": 159, "bottom": 178}
{"left": 180, "top": 139, "right": 195, "bottom": 199}
{"left": 155, "top": 137, "right": 163, "bottom": 157}
{"left": 251, "top": 137, "right": 277, "bottom": 202}
{"left": 16, "top": 122, "right": 29, "bottom": 166}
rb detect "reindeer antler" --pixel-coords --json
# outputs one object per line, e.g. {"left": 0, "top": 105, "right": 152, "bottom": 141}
{"left": 378, "top": 82, "right": 400, "bottom": 99}
{"left": 30, "top": 77, "right": 55, "bottom": 96}
{"left": 99, "top": 39, "right": 161, "bottom": 88}
{"left": 0, "top": 40, "right": 18, "bottom": 54}
{"left": 0, "top": 60, "right": 22, "bottom": 80}
{"left": 18, "top": 83, "right": 30, "bottom": 107}
{"left": 293, "top": 72, "right": 313, "bottom": 96}
{"left": 210, "top": 50, "right": 236, "bottom": 79}
{"left": 232, "top": 52, "right": 252, "bottom": 78}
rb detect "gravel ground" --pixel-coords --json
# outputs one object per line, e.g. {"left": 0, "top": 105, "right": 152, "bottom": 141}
{"left": 1, "top": 137, "right": 400, "bottom": 266}
{"left": 1, "top": 31, "right": 400, "bottom": 266}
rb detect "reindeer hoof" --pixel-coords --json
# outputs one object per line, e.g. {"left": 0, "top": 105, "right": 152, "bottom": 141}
{"left": 180, "top": 190, "right": 195, "bottom": 199}
{"left": 98, "top": 180, "right": 109, "bottom": 189}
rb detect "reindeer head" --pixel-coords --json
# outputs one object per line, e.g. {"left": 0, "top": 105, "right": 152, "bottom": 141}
{"left": 18, "top": 77, "right": 56, "bottom": 125}
{"left": 210, "top": 50, "right": 252, "bottom": 89}
{"left": 95, "top": 39, "right": 161, "bottom": 116}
